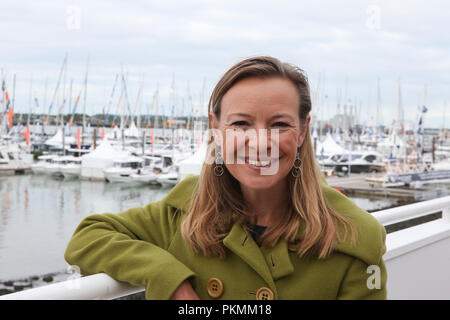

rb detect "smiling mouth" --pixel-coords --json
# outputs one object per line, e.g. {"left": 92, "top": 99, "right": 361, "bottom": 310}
{"left": 237, "top": 156, "right": 280, "bottom": 168}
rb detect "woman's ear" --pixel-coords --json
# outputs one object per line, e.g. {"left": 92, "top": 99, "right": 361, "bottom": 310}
{"left": 209, "top": 112, "right": 219, "bottom": 129}
{"left": 209, "top": 112, "right": 222, "bottom": 147}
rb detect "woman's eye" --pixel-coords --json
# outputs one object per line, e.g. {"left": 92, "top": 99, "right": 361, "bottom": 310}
{"left": 232, "top": 121, "right": 249, "bottom": 126}
{"left": 273, "top": 122, "right": 288, "bottom": 127}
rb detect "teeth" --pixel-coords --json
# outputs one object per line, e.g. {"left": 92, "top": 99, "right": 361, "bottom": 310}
{"left": 248, "top": 159, "right": 270, "bottom": 166}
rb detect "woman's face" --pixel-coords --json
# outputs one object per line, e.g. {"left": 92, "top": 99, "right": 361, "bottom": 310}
{"left": 210, "top": 76, "right": 310, "bottom": 191}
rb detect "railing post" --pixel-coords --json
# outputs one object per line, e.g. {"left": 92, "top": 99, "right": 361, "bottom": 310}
{"left": 443, "top": 207, "right": 450, "bottom": 223}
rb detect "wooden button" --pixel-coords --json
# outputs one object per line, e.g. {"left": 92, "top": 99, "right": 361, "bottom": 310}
{"left": 256, "top": 287, "right": 274, "bottom": 300}
{"left": 206, "top": 277, "right": 224, "bottom": 298}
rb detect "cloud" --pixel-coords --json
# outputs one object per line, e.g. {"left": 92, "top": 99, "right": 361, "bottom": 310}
{"left": 1, "top": 0, "right": 449, "bottom": 128}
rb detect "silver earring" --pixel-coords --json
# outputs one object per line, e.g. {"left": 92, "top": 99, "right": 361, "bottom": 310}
{"left": 292, "top": 147, "right": 303, "bottom": 178}
{"left": 214, "top": 147, "right": 224, "bottom": 176}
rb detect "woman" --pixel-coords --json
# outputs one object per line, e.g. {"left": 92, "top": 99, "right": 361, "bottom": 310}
{"left": 65, "top": 56, "right": 387, "bottom": 300}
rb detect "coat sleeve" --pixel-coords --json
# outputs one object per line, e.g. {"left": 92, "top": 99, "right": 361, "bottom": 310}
{"left": 64, "top": 200, "right": 196, "bottom": 300}
{"left": 336, "top": 256, "right": 388, "bottom": 299}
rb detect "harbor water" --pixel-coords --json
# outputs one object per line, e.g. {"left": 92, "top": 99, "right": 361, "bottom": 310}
{"left": 0, "top": 174, "right": 170, "bottom": 282}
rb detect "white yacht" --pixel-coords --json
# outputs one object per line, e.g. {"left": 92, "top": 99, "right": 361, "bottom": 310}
{"left": 31, "top": 155, "right": 58, "bottom": 174}
{"left": 60, "top": 156, "right": 83, "bottom": 178}
{"left": 155, "top": 166, "right": 179, "bottom": 187}
{"left": 0, "top": 143, "right": 33, "bottom": 174}
{"left": 334, "top": 151, "right": 386, "bottom": 174}
{"left": 103, "top": 156, "right": 145, "bottom": 183}
{"left": 80, "top": 139, "right": 131, "bottom": 181}
{"left": 42, "top": 156, "right": 75, "bottom": 177}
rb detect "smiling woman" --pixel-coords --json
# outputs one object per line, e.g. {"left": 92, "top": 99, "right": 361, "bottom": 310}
{"left": 64, "top": 56, "right": 388, "bottom": 300}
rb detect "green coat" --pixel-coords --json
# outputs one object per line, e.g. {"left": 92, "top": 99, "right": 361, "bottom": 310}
{"left": 64, "top": 174, "right": 387, "bottom": 300}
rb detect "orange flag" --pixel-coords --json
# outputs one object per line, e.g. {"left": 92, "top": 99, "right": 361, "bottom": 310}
{"left": 23, "top": 126, "right": 30, "bottom": 146}
{"left": 7, "top": 108, "right": 14, "bottom": 128}
{"left": 101, "top": 128, "right": 105, "bottom": 140}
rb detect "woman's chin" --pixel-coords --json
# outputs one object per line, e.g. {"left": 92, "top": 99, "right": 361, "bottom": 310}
{"left": 232, "top": 171, "right": 288, "bottom": 191}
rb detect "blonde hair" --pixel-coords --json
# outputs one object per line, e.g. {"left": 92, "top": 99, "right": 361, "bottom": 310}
{"left": 181, "top": 56, "right": 357, "bottom": 259}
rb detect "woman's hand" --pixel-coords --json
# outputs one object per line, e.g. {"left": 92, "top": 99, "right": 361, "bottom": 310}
{"left": 170, "top": 280, "right": 200, "bottom": 300}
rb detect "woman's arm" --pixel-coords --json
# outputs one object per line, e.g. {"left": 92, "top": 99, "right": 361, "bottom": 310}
{"left": 336, "top": 257, "right": 388, "bottom": 299}
{"left": 64, "top": 200, "right": 196, "bottom": 300}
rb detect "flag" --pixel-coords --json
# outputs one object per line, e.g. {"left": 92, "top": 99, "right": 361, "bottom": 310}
{"left": 7, "top": 107, "right": 14, "bottom": 129}
{"left": 101, "top": 128, "right": 105, "bottom": 140}
{"left": 24, "top": 125, "right": 30, "bottom": 146}
{"left": 169, "top": 104, "right": 175, "bottom": 127}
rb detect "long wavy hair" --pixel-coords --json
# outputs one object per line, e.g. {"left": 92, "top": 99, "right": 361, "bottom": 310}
{"left": 181, "top": 56, "right": 357, "bottom": 259}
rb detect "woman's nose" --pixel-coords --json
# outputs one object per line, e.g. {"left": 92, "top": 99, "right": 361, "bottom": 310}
{"left": 246, "top": 129, "right": 271, "bottom": 157}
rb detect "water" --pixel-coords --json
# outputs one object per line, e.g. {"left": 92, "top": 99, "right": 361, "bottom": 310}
{"left": 0, "top": 174, "right": 170, "bottom": 281}
{"left": 0, "top": 173, "right": 418, "bottom": 282}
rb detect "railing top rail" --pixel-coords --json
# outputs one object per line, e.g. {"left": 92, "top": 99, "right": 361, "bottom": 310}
{"left": 371, "top": 195, "right": 450, "bottom": 226}
{"left": 0, "top": 273, "right": 144, "bottom": 300}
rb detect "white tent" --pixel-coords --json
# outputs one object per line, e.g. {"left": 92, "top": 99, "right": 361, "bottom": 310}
{"left": 317, "top": 134, "right": 347, "bottom": 156}
{"left": 80, "top": 139, "right": 130, "bottom": 180}
{"left": 177, "top": 140, "right": 208, "bottom": 180}
{"left": 45, "top": 128, "right": 75, "bottom": 147}
{"left": 124, "top": 121, "right": 140, "bottom": 138}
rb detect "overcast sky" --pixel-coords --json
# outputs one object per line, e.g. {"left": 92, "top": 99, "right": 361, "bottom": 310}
{"left": 1, "top": 0, "right": 449, "bottom": 128}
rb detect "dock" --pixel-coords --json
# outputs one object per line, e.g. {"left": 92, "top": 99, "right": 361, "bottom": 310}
{"left": 325, "top": 173, "right": 423, "bottom": 200}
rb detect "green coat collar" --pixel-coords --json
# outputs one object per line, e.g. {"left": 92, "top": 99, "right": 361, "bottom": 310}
{"left": 165, "top": 174, "right": 386, "bottom": 269}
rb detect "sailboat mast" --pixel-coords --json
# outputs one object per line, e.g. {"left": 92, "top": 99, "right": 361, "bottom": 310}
{"left": 397, "top": 77, "right": 403, "bottom": 136}
{"left": 82, "top": 55, "right": 90, "bottom": 142}
{"left": 68, "top": 79, "right": 73, "bottom": 123}
{"left": 27, "top": 73, "right": 33, "bottom": 127}
{"left": 443, "top": 101, "right": 447, "bottom": 142}
{"left": 12, "top": 74, "right": 16, "bottom": 126}
{"left": 376, "top": 77, "right": 383, "bottom": 138}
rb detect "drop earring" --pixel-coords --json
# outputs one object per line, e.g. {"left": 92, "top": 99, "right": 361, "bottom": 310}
{"left": 214, "top": 146, "right": 224, "bottom": 176}
{"left": 292, "top": 147, "right": 303, "bottom": 178}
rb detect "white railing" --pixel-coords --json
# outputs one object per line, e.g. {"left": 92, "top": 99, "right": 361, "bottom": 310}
{"left": 1, "top": 196, "right": 450, "bottom": 300}
{"left": 373, "top": 196, "right": 450, "bottom": 299}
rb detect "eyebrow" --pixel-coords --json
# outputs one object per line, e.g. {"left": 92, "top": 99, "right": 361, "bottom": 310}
{"left": 226, "top": 113, "right": 295, "bottom": 120}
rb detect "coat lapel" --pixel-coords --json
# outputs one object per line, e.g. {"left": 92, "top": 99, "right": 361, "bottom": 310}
{"left": 223, "top": 223, "right": 278, "bottom": 296}
{"left": 260, "top": 238, "right": 294, "bottom": 281}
